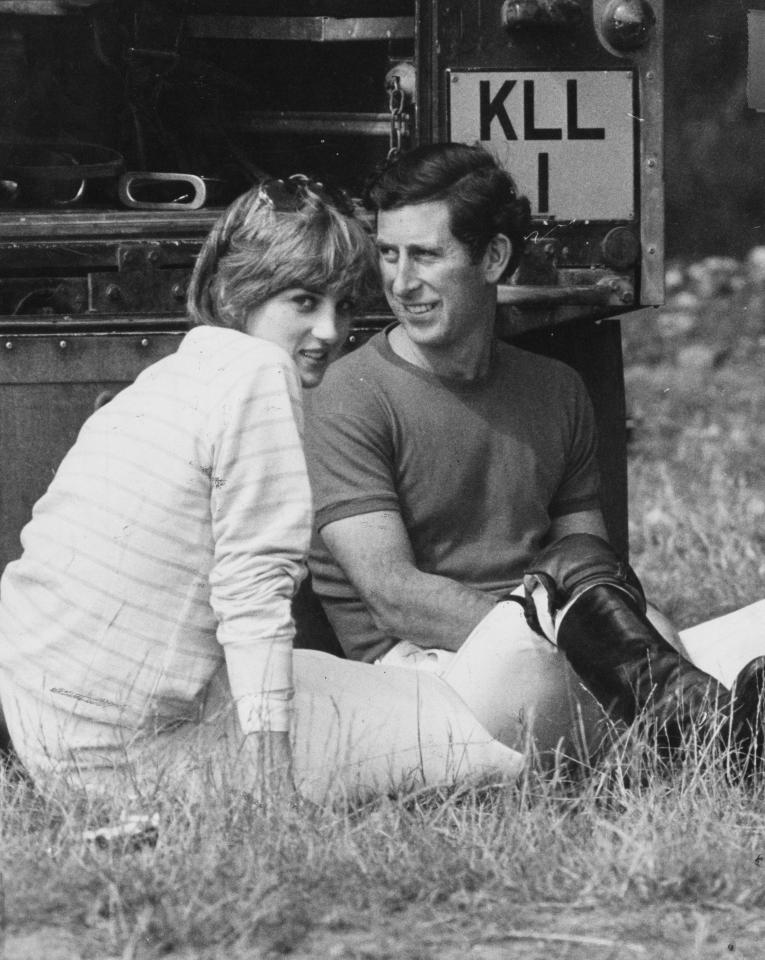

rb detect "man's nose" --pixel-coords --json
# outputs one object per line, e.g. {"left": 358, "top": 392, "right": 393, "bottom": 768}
{"left": 390, "top": 256, "right": 418, "bottom": 298}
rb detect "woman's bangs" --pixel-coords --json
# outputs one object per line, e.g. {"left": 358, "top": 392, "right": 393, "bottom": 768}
{"left": 266, "top": 211, "right": 377, "bottom": 303}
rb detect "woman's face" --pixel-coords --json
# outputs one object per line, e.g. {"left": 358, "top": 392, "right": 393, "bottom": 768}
{"left": 245, "top": 288, "right": 355, "bottom": 388}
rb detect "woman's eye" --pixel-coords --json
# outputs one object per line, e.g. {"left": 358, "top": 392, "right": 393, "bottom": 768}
{"left": 293, "top": 294, "right": 317, "bottom": 311}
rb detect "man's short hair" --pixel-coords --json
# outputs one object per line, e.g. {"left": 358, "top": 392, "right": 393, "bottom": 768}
{"left": 364, "top": 143, "right": 531, "bottom": 278}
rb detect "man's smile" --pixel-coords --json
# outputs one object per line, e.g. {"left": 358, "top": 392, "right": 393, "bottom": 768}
{"left": 398, "top": 301, "right": 437, "bottom": 316}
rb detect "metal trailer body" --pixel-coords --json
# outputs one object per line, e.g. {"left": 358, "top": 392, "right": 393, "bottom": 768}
{"left": 0, "top": 1, "right": 663, "bottom": 641}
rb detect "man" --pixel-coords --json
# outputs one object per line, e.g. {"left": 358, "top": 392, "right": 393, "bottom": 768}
{"left": 304, "top": 143, "right": 763, "bottom": 762}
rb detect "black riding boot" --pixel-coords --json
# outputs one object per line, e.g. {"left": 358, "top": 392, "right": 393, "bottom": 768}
{"left": 524, "top": 534, "right": 765, "bottom": 758}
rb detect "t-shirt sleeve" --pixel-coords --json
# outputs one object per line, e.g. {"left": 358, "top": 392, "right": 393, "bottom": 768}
{"left": 305, "top": 369, "right": 400, "bottom": 531}
{"left": 205, "top": 347, "right": 311, "bottom": 734}
{"left": 548, "top": 369, "right": 601, "bottom": 518}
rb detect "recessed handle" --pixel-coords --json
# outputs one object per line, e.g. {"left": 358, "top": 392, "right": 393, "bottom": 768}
{"left": 118, "top": 172, "right": 207, "bottom": 210}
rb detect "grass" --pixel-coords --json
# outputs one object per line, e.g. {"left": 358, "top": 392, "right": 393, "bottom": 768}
{"left": 2, "top": 281, "right": 765, "bottom": 959}
{"left": 623, "top": 295, "right": 765, "bottom": 628}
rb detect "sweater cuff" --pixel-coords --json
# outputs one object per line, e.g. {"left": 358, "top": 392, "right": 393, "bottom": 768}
{"left": 235, "top": 691, "right": 294, "bottom": 734}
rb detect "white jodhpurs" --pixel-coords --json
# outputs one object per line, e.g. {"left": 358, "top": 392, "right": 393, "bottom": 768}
{"left": 380, "top": 594, "right": 765, "bottom": 762}
{"left": 379, "top": 590, "right": 606, "bottom": 761}
{"left": 0, "top": 650, "right": 524, "bottom": 805}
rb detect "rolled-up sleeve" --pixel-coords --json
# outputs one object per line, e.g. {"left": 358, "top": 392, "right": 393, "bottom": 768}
{"left": 205, "top": 349, "right": 311, "bottom": 733}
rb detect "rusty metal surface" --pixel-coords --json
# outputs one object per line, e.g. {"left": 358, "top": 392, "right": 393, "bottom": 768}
{"left": 0, "top": 238, "right": 201, "bottom": 320}
{"left": 231, "top": 112, "right": 393, "bottom": 136}
{"left": 186, "top": 16, "right": 415, "bottom": 42}
{"left": 0, "top": 1, "right": 68, "bottom": 13}
{"left": 0, "top": 209, "right": 219, "bottom": 240}
{"left": 418, "top": 0, "right": 664, "bottom": 311}
{"left": 0, "top": 331, "right": 184, "bottom": 569}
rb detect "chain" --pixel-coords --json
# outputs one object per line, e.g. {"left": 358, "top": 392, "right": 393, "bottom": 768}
{"left": 386, "top": 74, "right": 407, "bottom": 161}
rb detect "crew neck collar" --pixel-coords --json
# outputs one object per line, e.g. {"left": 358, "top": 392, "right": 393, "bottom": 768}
{"left": 376, "top": 323, "right": 499, "bottom": 390}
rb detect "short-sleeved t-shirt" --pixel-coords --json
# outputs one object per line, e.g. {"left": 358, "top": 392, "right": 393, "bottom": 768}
{"left": 304, "top": 325, "right": 600, "bottom": 662}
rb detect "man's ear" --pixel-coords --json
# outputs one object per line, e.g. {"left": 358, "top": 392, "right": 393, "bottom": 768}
{"left": 482, "top": 233, "right": 513, "bottom": 283}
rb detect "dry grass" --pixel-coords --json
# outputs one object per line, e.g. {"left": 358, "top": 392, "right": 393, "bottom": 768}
{"left": 2, "top": 284, "right": 765, "bottom": 959}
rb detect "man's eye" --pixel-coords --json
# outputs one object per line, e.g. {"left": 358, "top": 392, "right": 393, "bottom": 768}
{"left": 378, "top": 247, "right": 398, "bottom": 263}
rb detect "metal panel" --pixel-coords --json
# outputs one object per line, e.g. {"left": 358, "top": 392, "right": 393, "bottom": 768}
{"left": 417, "top": 0, "right": 664, "bottom": 316}
{"left": 0, "top": 210, "right": 219, "bottom": 241}
{"left": 0, "top": 331, "right": 183, "bottom": 569}
{"left": 186, "top": 16, "right": 415, "bottom": 42}
{"left": 0, "top": 1, "right": 69, "bottom": 13}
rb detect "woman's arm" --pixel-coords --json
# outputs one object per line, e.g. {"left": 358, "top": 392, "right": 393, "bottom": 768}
{"left": 205, "top": 339, "right": 311, "bottom": 747}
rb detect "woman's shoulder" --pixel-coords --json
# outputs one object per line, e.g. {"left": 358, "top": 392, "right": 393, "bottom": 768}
{"left": 182, "top": 325, "right": 288, "bottom": 364}
{"left": 180, "top": 326, "right": 298, "bottom": 386}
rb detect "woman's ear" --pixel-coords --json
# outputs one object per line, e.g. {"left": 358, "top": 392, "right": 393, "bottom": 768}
{"left": 482, "top": 233, "right": 513, "bottom": 283}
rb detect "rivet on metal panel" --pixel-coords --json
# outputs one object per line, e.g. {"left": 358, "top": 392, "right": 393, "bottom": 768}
{"left": 59, "top": 340, "right": 68, "bottom": 350}
{"left": 646, "top": 158, "right": 657, "bottom": 169}
{"left": 348, "top": 334, "right": 357, "bottom": 344}
{"left": 140, "top": 338, "right": 150, "bottom": 348}
{"left": 647, "top": 246, "right": 657, "bottom": 255}
{"left": 171, "top": 282, "right": 187, "bottom": 301}
{"left": 106, "top": 284, "right": 123, "bottom": 302}
{"left": 4, "top": 341, "right": 13, "bottom": 351}
{"left": 148, "top": 250, "right": 161, "bottom": 265}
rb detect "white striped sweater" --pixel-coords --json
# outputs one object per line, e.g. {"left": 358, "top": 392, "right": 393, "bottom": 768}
{"left": 0, "top": 325, "right": 311, "bottom": 741}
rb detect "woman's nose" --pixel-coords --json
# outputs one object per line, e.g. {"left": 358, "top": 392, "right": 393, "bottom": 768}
{"left": 312, "top": 303, "right": 343, "bottom": 344}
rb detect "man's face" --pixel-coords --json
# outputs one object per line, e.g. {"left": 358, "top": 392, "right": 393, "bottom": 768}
{"left": 375, "top": 200, "right": 498, "bottom": 354}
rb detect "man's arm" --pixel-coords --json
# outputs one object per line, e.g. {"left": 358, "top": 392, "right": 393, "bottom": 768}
{"left": 320, "top": 510, "right": 496, "bottom": 652}
{"left": 322, "top": 507, "right": 610, "bottom": 653}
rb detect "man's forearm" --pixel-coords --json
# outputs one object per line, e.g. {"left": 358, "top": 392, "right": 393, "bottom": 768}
{"left": 320, "top": 511, "right": 497, "bottom": 652}
{"left": 365, "top": 568, "right": 497, "bottom": 651}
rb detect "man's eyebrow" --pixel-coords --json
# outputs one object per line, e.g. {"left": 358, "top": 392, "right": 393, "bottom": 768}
{"left": 375, "top": 239, "right": 443, "bottom": 256}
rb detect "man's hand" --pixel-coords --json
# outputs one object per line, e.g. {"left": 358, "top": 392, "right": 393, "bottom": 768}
{"left": 242, "top": 730, "right": 297, "bottom": 808}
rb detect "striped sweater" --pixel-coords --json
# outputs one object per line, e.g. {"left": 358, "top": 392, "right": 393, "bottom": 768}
{"left": 0, "top": 325, "right": 311, "bottom": 742}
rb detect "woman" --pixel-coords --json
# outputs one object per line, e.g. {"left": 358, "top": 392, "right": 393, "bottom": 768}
{"left": 0, "top": 177, "right": 522, "bottom": 806}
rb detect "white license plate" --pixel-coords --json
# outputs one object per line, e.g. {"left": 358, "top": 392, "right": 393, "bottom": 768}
{"left": 448, "top": 70, "right": 635, "bottom": 221}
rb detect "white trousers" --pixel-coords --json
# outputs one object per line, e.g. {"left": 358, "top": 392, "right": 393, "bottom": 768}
{"left": 380, "top": 593, "right": 765, "bottom": 760}
{"left": 0, "top": 651, "right": 524, "bottom": 805}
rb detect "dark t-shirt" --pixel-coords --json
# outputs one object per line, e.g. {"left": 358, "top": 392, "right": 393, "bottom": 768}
{"left": 304, "top": 326, "right": 601, "bottom": 662}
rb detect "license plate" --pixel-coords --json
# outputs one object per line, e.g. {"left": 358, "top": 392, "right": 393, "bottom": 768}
{"left": 448, "top": 70, "right": 635, "bottom": 221}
